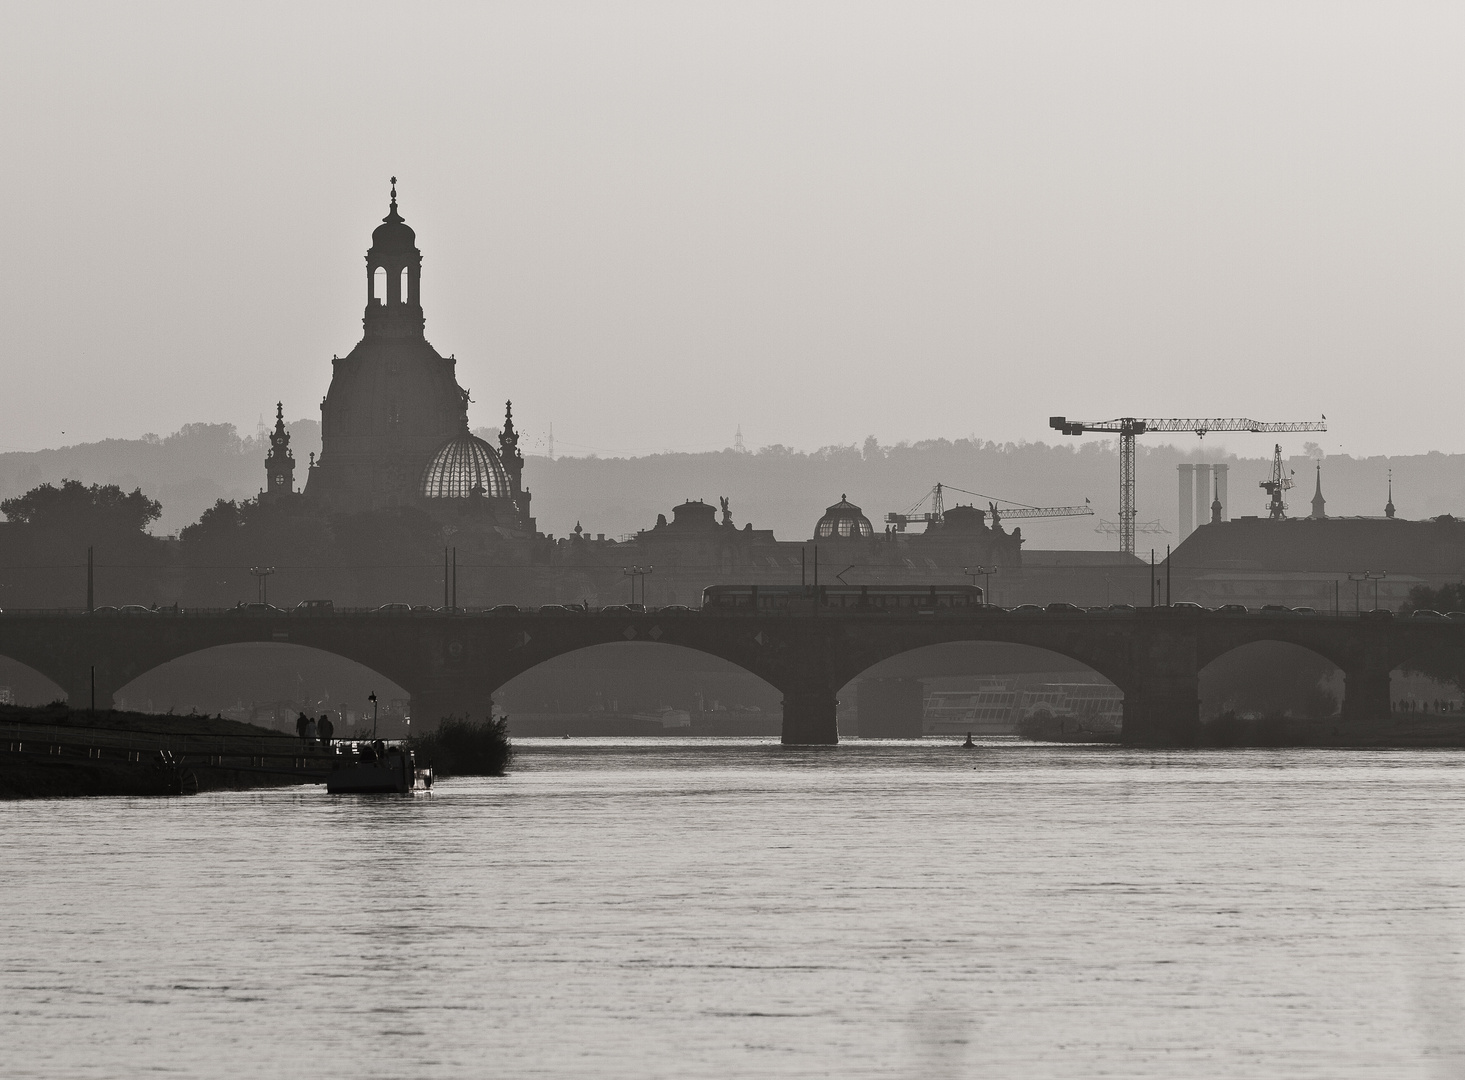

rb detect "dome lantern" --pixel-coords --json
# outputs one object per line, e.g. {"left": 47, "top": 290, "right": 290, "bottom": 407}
{"left": 814, "top": 495, "right": 874, "bottom": 540}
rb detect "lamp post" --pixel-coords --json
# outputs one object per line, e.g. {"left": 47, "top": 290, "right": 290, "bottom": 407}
{"left": 249, "top": 565, "right": 275, "bottom": 605}
{"left": 1347, "top": 571, "right": 1387, "bottom": 613}
{"left": 369, "top": 691, "right": 378, "bottom": 740}
{"left": 622, "top": 564, "right": 654, "bottom": 606}
{"left": 965, "top": 566, "right": 996, "bottom": 606}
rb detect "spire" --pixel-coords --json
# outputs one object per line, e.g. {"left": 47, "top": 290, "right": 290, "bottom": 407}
{"left": 1385, "top": 469, "right": 1396, "bottom": 519}
{"left": 386, "top": 175, "right": 400, "bottom": 222}
{"left": 1310, "top": 462, "right": 1326, "bottom": 520}
{"left": 499, "top": 399, "right": 524, "bottom": 493}
{"left": 262, "top": 401, "right": 295, "bottom": 501}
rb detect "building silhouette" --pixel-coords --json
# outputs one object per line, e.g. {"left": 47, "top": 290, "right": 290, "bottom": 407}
{"left": 302, "top": 180, "right": 531, "bottom": 532}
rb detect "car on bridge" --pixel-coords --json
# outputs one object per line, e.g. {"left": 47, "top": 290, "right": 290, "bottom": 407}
{"left": 1409, "top": 609, "right": 1449, "bottom": 620}
{"left": 1171, "top": 602, "right": 1207, "bottom": 612}
{"left": 376, "top": 604, "right": 413, "bottom": 615}
{"left": 1045, "top": 602, "right": 1083, "bottom": 613}
{"left": 1216, "top": 604, "right": 1250, "bottom": 614}
{"left": 234, "top": 603, "right": 284, "bottom": 615}
{"left": 294, "top": 600, "right": 334, "bottom": 616}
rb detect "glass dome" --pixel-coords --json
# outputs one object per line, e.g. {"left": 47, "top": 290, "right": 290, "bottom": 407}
{"left": 815, "top": 495, "right": 874, "bottom": 539}
{"left": 421, "top": 432, "right": 510, "bottom": 499}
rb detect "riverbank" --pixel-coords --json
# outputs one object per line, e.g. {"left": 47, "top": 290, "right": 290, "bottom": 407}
{"left": 0, "top": 704, "right": 331, "bottom": 799}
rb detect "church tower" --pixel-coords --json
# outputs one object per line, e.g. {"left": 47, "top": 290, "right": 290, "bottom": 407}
{"left": 1310, "top": 463, "right": 1326, "bottom": 520}
{"left": 303, "top": 181, "right": 530, "bottom": 532}
{"left": 261, "top": 402, "right": 296, "bottom": 502}
{"left": 306, "top": 180, "right": 475, "bottom": 512}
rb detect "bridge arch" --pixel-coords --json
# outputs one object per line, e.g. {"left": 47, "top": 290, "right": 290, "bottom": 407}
{"left": 492, "top": 640, "right": 782, "bottom": 737}
{"left": 837, "top": 639, "right": 1124, "bottom": 739}
{"left": 1198, "top": 639, "right": 1343, "bottom": 723}
{"left": 0, "top": 654, "right": 67, "bottom": 706}
{"left": 114, "top": 642, "right": 409, "bottom": 735}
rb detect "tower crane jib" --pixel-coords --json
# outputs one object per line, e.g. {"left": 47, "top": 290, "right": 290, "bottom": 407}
{"left": 1049, "top": 415, "right": 1326, "bottom": 555}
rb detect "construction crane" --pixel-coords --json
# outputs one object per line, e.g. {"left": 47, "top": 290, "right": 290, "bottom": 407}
{"left": 1048, "top": 416, "right": 1327, "bottom": 555}
{"left": 1094, "top": 519, "right": 1169, "bottom": 538}
{"left": 1259, "top": 443, "right": 1293, "bottom": 520}
{"left": 885, "top": 482, "right": 1093, "bottom": 532}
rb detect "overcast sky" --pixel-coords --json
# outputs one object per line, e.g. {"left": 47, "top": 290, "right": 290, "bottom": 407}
{"left": 0, "top": 2, "right": 1459, "bottom": 460}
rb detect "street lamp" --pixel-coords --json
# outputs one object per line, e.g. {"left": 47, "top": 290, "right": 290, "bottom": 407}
{"left": 622, "top": 564, "right": 654, "bottom": 606}
{"left": 1347, "top": 571, "right": 1387, "bottom": 613}
{"left": 248, "top": 565, "right": 275, "bottom": 605}
{"left": 965, "top": 565, "right": 996, "bottom": 606}
{"left": 369, "top": 691, "right": 378, "bottom": 740}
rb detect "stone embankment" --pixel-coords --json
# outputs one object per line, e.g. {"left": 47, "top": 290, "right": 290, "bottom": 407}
{"left": 0, "top": 704, "right": 334, "bottom": 799}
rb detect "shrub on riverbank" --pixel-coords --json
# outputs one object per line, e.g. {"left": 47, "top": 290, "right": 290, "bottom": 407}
{"left": 410, "top": 716, "right": 513, "bottom": 777}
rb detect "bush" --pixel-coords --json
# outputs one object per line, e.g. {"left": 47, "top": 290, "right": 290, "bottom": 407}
{"left": 409, "top": 716, "right": 513, "bottom": 777}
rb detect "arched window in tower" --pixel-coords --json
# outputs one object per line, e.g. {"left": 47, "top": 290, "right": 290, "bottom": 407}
{"left": 372, "top": 266, "right": 386, "bottom": 305}
{"left": 400, "top": 267, "right": 411, "bottom": 305}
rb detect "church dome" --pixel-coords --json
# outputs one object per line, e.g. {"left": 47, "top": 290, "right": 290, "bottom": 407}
{"left": 815, "top": 495, "right": 874, "bottom": 539}
{"left": 421, "top": 432, "right": 510, "bottom": 499}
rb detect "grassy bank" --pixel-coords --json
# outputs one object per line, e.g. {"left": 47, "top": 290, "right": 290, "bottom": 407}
{"left": 408, "top": 717, "right": 513, "bottom": 777}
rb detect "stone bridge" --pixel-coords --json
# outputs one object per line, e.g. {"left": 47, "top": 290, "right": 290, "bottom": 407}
{"left": 0, "top": 607, "right": 1455, "bottom": 745}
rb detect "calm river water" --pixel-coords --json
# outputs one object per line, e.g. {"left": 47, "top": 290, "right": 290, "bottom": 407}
{"left": 5, "top": 739, "right": 1465, "bottom": 1078}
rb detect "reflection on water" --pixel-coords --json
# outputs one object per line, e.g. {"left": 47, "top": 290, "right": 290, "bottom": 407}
{"left": 4, "top": 739, "right": 1465, "bottom": 1079}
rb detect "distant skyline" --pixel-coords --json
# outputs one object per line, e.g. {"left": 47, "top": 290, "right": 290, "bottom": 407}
{"left": 1, "top": 3, "right": 1460, "bottom": 459}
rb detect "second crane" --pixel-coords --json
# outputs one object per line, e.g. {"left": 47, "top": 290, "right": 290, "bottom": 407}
{"left": 1048, "top": 416, "right": 1326, "bottom": 555}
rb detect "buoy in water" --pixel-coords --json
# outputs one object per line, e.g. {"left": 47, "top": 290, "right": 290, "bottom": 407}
{"left": 961, "top": 732, "right": 977, "bottom": 748}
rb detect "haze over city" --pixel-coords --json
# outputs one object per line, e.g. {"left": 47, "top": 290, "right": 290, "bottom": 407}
{"left": 7, "top": 6, "right": 1465, "bottom": 1078}
{"left": 2, "top": 2, "right": 1460, "bottom": 458}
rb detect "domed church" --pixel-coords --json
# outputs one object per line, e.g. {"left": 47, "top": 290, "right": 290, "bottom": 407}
{"left": 302, "top": 180, "right": 532, "bottom": 532}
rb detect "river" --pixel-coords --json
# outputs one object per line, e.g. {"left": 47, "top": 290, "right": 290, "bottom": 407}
{"left": 4, "top": 739, "right": 1465, "bottom": 1078}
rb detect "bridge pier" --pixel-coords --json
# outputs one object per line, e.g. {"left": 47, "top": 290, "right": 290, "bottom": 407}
{"left": 1341, "top": 664, "right": 1392, "bottom": 723}
{"left": 59, "top": 668, "right": 122, "bottom": 712}
{"left": 409, "top": 679, "right": 500, "bottom": 732}
{"left": 1121, "top": 680, "right": 1200, "bottom": 746}
{"left": 780, "top": 685, "right": 839, "bottom": 745}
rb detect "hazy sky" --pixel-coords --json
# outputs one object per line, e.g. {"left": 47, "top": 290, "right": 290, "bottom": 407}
{"left": 1, "top": 2, "right": 1460, "bottom": 459}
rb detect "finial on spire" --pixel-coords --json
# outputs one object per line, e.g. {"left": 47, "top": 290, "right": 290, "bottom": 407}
{"left": 276, "top": 401, "right": 284, "bottom": 422}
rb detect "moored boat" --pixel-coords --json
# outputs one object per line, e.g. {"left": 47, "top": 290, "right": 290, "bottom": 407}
{"left": 326, "top": 740, "right": 433, "bottom": 794}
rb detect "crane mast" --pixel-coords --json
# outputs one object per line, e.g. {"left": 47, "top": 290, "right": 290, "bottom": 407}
{"left": 1049, "top": 415, "right": 1326, "bottom": 555}
{"left": 1259, "top": 443, "right": 1293, "bottom": 520}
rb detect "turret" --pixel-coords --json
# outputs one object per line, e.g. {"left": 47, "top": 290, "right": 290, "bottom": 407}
{"left": 262, "top": 402, "right": 295, "bottom": 502}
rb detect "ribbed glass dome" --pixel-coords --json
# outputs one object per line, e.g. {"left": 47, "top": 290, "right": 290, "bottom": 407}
{"left": 421, "top": 432, "right": 510, "bottom": 499}
{"left": 815, "top": 495, "right": 874, "bottom": 539}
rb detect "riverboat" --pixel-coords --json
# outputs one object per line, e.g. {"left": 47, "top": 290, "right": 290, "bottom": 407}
{"left": 326, "top": 741, "right": 433, "bottom": 794}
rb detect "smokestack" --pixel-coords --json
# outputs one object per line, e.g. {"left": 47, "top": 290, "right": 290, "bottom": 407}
{"left": 1194, "top": 464, "right": 1212, "bottom": 532}
{"left": 1177, "top": 464, "right": 1194, "bottom": 539}
{"left": 1213, "top": 464, "right": 1229, "bottom": 521}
